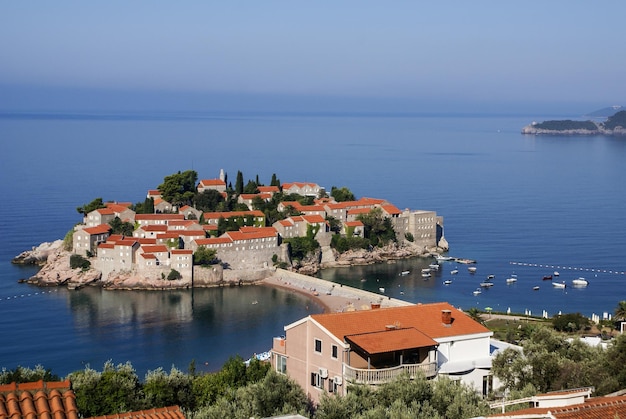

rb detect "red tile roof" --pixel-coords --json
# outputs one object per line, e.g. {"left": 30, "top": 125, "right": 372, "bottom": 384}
{"left": 346, "top": 328, "right": 438, "bottom": 354}
{"left": 141, "top": 245, "right": 169, "bottom": 253}
{"left": 311, "top": 302, "right": 491, "bottom": 341}
{"left": 86, "top": 406, "right": 185, "bottom": 419}
{"left": 490, "top": 395, "right": 626, "bottom": 419}
{"left": 96, "top": 208, "right": 115, "bottom": 215}
{"left": 0, "top": 380, "right": 78, "bottom": 419}
{"left": 195, "top": 237, "right": 232, "bottom": 245}
{"left": 202, "top": 211, "right": 264, "bottom": 219}
{"left": 257, "top": 186, "right": 280, "bottom": 193}
{"left": 381, "top": 204, "right": 402, "bottom": 215}
{"left": 140, "top": 225, "right": 169, "bottom": 232}
{"left": 198, "top": 179, "right": 225, "bottom": 187}
{"left": 170, "top": 249, "right": 193, "bottom": 255}
{"left": 225, "top": 227, "right": 277, "bottom": 241}
{"left": 83, "top": 224, "right": 112, "bottom": 235}
{"left": 135, "top": 214, "right": 185, "bottom": 221}
{"left": 345, "top": 221, "right": 364, "bottom": 227}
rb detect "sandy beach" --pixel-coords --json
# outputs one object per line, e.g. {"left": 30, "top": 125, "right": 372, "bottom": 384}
{"left": 260, "top": 268, "right": 413, "bottom": 313}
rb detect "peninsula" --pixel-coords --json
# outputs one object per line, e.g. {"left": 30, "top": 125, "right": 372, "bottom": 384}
{"left": 521, "top": 110, "right": 626, "bottom": 135}
{"left": 13, "top": 170, "right": 448, "bottom": 293}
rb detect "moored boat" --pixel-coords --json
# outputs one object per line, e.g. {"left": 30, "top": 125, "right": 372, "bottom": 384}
{"left": 542, "top": 275, "right": 553, "bottom": 281}
{"left": 450, "top": 269, "right": 459, "bottom": 275}
{"left": 506, "top": 274, "right": 518, "bottom": 284}
{"left": 400, "top": 270, "right": 410, "bottom": 276}
{"left": 552, "top": 281, "right": 566, "bottom": 289}
{"left": 533, "top": 286, "right": 540, "bottom": 291}
{"left": 572, "top": 277, "right": 588, "bottom": 287}
{"left": 479, "top": 282, "right": 494, "bottom": 288}
{"left": 468, "top": 267, "right": 477, "bottom": 273}
{"left": 443, "top": 280, "right": 452, "bottom": 285}
{"left": 473, "top": 288, "right": 482, "bottom": 296}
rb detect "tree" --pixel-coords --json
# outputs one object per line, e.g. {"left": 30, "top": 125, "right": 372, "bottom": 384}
{"left": 614, "top": 300, "right": 626, "bottom": 321}
{"left": 235, "top": 171, "right": 244, "bottom": 195}
{"left": 552, "top": 312, "right": 590, "bottom": 332}
{"left": 167, "top": 269, "right": 182, "bottom": 280}
{"left": 270, "top": 173, "right": 280, "bottom": 187}
{"left": 357, "top": 207, "right": 397, "bottom": 246}
{"left": 132, "top": 197, "right": 154, "bottom": 214}
{"left": 70, "top": 361, "right": 144, "bottom": 417}
{"left": 109, "top": 216, "right": 134, "bottom": 236}
{"left": 194, "top": 246, "right": 218, "bottom": 266}
{"left": 76, "top": 197, "right": 106, "bottom": 216}
{"left": 157, "top": 170, "right": 198, "bottom": 206}
{"left": 0, "top": 365, "right": 59, "bottom": 384}
{"left": 194, "top": 190, "right": 225, "bottom": 212}
{"left": 330, "top": 186, "right": 355, "bottom": 202}
{"left": 325, "top": 215, "right": 342, "bottom": 234}
{"left": 70, "top": 254, "right": 91, "bottom": 270}
{"left": 143, "top": 367, "right": 195, "bottom": 411}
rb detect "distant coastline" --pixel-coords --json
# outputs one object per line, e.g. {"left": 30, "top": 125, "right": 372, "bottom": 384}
{"left": 522, "top": 110, "right": 626, "bottom": 135}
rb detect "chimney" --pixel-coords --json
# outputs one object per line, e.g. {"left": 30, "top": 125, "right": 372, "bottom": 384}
{"left": 371, "top": 303, "right": 381, "bottom": 310}
{"left": 441, "top": 310, "right": 452, "bottom": 325}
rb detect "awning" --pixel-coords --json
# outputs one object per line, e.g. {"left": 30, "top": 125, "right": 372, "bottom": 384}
{"left": 438, "top": 357, "right": 492, "bottom": 374}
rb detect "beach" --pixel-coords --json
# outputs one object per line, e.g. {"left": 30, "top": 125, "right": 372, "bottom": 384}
{"left": 261, "top": 268, "right": 413, "bottom": 313}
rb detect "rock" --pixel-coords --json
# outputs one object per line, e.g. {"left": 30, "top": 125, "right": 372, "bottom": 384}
{"left": 12, "top": 240, "right": 64, "bottom": 265}
{"left": 27, "top": 249, "right": 101, "bottom": 287}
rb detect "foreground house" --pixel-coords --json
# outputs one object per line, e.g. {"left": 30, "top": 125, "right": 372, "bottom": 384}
{"left": 271, "top": 302, "right": 494, "bottom": 403}
{"left": 0, "top": 380, "right": 185, "bottom": 419}
{"left": 486, "top": 387, "right": 626, "bottom": 419}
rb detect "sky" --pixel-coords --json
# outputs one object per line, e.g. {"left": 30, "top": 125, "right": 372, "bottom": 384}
{"left": 1, "top": 1, "right": 625, "bottom": 114}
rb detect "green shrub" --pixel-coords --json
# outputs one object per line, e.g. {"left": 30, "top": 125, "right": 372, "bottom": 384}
{"left": 167, "top": 269, "right": 182, "bottom": 280}
{"left": 70, "top": 254, "right": 91, "bottom": 271}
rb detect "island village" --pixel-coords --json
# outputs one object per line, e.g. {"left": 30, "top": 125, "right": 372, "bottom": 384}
{"left": 12, "top": 169, "right": 626, "bottom": 418}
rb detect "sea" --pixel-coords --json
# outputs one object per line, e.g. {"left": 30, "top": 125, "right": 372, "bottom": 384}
{"left": 1, "top": 109, "right": 625, "bottom": 378}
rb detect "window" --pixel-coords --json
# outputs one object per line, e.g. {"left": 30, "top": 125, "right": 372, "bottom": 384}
{"left": 310, "top": 372, "right": 323, "bottom": 389}
{"left": 314, "top": 339, "right": 322, "bottom": 353}
{"left": 331, "top": 345, "right": 338, "bottom": 359}
{"left": 276, "top": 354, "right": 287, "bottom": 374}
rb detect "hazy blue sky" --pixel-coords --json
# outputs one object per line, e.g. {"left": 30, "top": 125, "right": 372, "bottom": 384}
{"left": 1, "top": 1, "right": 625, "bottom": 113}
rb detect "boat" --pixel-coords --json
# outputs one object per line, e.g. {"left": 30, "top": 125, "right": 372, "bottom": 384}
{"left": 506, "top": 274, "right": 518, "bottom": 284}
{"left": 443, "top": 280, "right": 452, "bottom": 285}
{"left": 479, "top": 282, "right": 494, "bottom": 288}
{"left": 554, "top": 271, "right": 560, "bottom": 277}
{"left": 487, "top": 274, "right": 495, "bottom": 280}
{"left": 552, "top": 281, "right": 566, "bottom": 289}
{"left": 542, "top": 275, "right": 553, "bottom": 281}
{"left": 533, "top": 286, "right": 540, "bottom": 291}
{"left": 434, "top": 254, "right": 454, "bottom": 262}
{"left": 450, "top": 269, "right": 459, "bottom": 275}
{"left": 422, "top": 272, "right": 431, "bottom": 278}
{"left": 468, "top": 267, "right": 477, "bottom": 273}
{"left": 421, "top": 268, "right": 431, "bottom": 273}
{"left": 456, "top": 258, "right": 476, "bottom": 264}
{"left": 429, "top": 263, "right": 440, "bottom": 270}
{"left": 400, "top": 270, "right": 410, "bottom": 276}
{"left": 379, "top": 287, "right": 385, "bottom": 293}
{"left": 572, "top": 277, "right": 588, "bottom": 287}
{"left": 473, "top": 288, "right": 482, "bottom": 296}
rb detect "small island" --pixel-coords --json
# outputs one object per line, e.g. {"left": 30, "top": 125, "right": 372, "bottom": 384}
{"left": 13, "top": 170, "right": 448, "bottom": 291}
{"left": 521, "top": 109, "right": 626, "bottom": 135}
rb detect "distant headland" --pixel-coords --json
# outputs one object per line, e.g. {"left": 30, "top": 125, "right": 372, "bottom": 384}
{"left": 521, "top": 108, "right": 626, "bottom": 136}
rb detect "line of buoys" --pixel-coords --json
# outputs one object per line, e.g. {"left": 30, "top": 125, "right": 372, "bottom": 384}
{"left": 0, "top": 289, "right": 58, "bottom": 301}
{"left": 510, "top": 261, "right": 625, "bottom": 275}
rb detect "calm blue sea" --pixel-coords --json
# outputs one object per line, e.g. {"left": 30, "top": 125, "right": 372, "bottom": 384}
{"left": 1, "top": 110, "right": 625, "bottom": 377}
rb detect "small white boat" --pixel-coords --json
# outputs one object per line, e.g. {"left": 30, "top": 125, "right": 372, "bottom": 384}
{"left": 572, "top": 277, "right": 588, "bottom": 287}
{"left": 421, "top": 268, "right": 431, "bottom": 273}
{"left": 429, "top": 263, "right": 440, "bottom": 270}
{"left": 450, "top": 269, "right": 459, "bottom": 275}
{"left": 468, "top": 267, "right": 477, "bottom": 273}
{"left": 379, "top": 287, "right": 385, "bottom": 293}
{"left": 533, "top": 286, "right": 540, "bottom": 291}
{"left": 480, "top": 282, "right": 494, "bottom": 288}
{"left": 422, "top": 272, "right": 431, "bottom": 278}
{"left": 443, "top": 280, "right": 452, "bottom": 285}
{"left": 400, "top": 270, "right": 410, "bottom": 276}
{"left": 487, "top": 274, "right": 495, "bottom": 280}
{"left": 473, "top": 288, "right": 482, "bottom": 296}
{"left": 552, "top": 281, "right": 566, "bottom": 289}
{"left": 506, "top": 274, "right": 518, "bottom": 284}
{"left": 434, "top": 254, "right": 454, "bottom": 262}
{"left": 554, "top": 271, "right": 560, "bottom": 277}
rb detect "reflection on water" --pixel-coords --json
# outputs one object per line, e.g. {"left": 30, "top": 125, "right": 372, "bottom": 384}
{"left": 42, "top": 284, "right": 322, "bottom": 376}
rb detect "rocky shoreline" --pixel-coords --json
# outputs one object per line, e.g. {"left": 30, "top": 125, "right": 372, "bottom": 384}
{"left": 13, "top": 240, "right": 447, "bottom": 291}
{"left": 521, "top": 123, "right": 626, "bottom": 135}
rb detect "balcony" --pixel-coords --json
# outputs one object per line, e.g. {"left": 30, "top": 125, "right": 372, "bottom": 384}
{"left": 343, "top": 362, "right": 437, "bottom": 385}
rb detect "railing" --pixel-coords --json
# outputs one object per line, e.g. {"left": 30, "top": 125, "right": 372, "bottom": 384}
{"left": 343, "top": 362, "right": 437, "bottom": 385}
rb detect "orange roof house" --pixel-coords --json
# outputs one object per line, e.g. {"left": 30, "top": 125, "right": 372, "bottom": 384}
{"left": 488, "top": 388, "right": 626, "bottom": 419}
{"left": 271, "top": 302, "right": 494, "bottom": 404}
{"left": 197, "top": 178, "right": 226, "bottom": 193}
{"left": 0, "top": 380, "right": 78, "bottom": 419}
